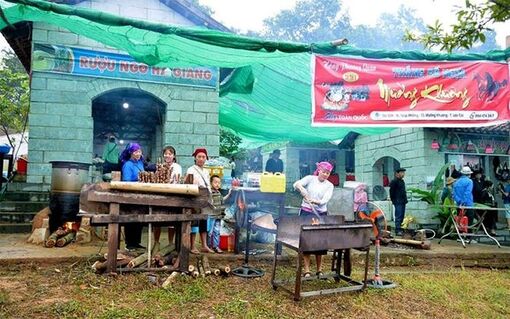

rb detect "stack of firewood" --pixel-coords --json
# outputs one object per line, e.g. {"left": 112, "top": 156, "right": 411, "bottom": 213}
{"left": 138, "top": 164, "right": 173, "bottom": 183}
{"left": 161, "top": 256, "right": 231, "bottom": 288}
{"left": 44, "top": 227, "right": 76, "bottom": 248}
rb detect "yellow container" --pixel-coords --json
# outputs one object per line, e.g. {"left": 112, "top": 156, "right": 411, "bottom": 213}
{"left": 260, "top": 172, "right": 286, "bottom": 193}
{"left": 205, "top": 166, "right": 223, "bottom": 178}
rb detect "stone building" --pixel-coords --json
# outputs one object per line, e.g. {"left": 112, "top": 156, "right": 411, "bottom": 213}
{"left": 2, "top": 0, "right": 227, "bottom": 188}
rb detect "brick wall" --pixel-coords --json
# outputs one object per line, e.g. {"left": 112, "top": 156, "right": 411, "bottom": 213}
{"left": 27, "top": 0, "right": 219, "bottom": 187}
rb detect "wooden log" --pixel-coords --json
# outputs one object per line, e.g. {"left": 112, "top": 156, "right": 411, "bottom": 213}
{"left": 219, "top": 265, "right": 231, "bottom": 276}
{"left": 56, "top": 232, "right": 76, "bottom": 247}
{"left": 188, "top": 264, "right": 195, "bottom": 273}
{"left": 202, "top": 255, "right": 212, "bottom": 276}
{"left": 390, "top": 238, "right": 432, "bottom": 250}
{"left": 128, "top": 244, "right": 175, "bottom": 268}
{"left": 110, "top": 181, "right": 199, "bottom": 195}
{"left": 162, "top": 271, "right": 180, "bottom": 288}
{"left": 45, "top": 231, "right": 59, "bottom": 248}
{"left": 191, "top": 270, "right": 200, "bottom": 278}
{"left": 196, "top": 255, "right": 205, "bottom": 278}
{"left": 212, "top": 268, "right": 221, "bottom": 276}
{"left": 88, "top": 213, "right": 207, "bottom": 225}
{"left": 87, "top": 189, "right": 209, "bottom": 208}
{"left": 92, "top": 256, "right": 133, "bottom": 273}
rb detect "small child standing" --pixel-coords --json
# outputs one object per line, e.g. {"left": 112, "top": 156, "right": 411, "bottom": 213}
{"left": 209, "top": 175, "right": 232, "bottom": 253}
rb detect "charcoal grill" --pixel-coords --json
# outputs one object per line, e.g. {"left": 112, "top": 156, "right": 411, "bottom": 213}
{"left": 271, "top": 215, "right": 372, "bottom": 301}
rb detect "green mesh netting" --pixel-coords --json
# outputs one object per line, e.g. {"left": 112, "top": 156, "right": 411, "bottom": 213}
{"left": 2, "top": 0, "right": 510, "bottom": 143}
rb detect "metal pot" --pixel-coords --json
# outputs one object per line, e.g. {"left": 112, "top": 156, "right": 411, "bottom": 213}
{"left": 50, "top": 161, "right": 91, "bottom": 193}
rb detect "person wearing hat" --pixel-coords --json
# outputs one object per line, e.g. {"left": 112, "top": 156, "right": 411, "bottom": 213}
{"left": 389, "top": 167, "right": 408, "bottom": 236}
{"left": 265, "top": 149, "right": 283, "bottom": 173}
{"left": 453, "top": 166, "right": 475, "bottom": 227}
{"left": 441, "top": 177, "right": 456, "bottom": 204}
{"left": 186, "top": 148, "right": 214, "bottom": 254}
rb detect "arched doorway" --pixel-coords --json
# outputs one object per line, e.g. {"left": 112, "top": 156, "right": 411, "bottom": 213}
{"left": 92, "top": 88, "right": 166, "bottom": 162}
{"left": 372, "top": 156, "right": 401, "bottom": 187}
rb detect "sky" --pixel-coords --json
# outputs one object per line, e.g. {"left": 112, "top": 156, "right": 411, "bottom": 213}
{"left": 0, "top": 0, "right": 508, "bottom": 50}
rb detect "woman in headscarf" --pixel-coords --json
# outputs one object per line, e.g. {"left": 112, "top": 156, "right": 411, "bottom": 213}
{"left": 186, "top": 148, "right": 214, "bottom": 254}
{"left": 293, "top": 161, "right": 334, "bottom": 278}
{"left": 120, "top": 143, "right": 145, "bottom": 250}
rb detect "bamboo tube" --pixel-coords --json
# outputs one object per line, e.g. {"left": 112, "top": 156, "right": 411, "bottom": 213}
{"left": 188, "top": 265, "right": 195, "bottom": 272}
{"left": 162, "top": 271, "right": 180, "bottom": 288}
{"left": 202, "top": 255, "right": 212, "bottom": 276}
{"left": 212, "top": 268, "right": 221, "bottom": 276}
{"left": 128, "top": 244, "right": 175, "bottom": 268}
{"left": 109, "top": 181, "right": 199, "bottom": 195}
{"left": 45, "top": 231, "right": 59, "bottom": 248}
{"left": 219, "top": 265, "right": 231, "bottom": 276}
{"left": 56, "top": 232, "right": 76, "bottom": 247}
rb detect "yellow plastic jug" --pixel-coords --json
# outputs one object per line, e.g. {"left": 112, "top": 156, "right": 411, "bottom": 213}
{"left": 260, "top": 172, "right": 286, "bottom": 193}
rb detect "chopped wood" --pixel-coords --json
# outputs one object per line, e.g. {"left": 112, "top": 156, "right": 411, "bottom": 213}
{"left": 219, "top": 266, "right": 231, "bottom": 276}
{"left": 188, "top": 264, "right": 195, "bottom": 273}
{"left": 202, "top": 255, "right": 212, "bottom": 276}
{"left": 191, "top": 270, "right": 199, "bottom": 278}
{"left": 44, "top": 231, "right": 59, "bottom": 248}
{"left": 56, "top": 232, "right": 76, "bottom": 247}
{"left": 162, "top": 271, "right": 180, "bottom": 288}
{"left": 127, "top": 244, "right": 175, "bottom": 268}
{"left": 212, "top": 268, "right": 221, "bottom": 276}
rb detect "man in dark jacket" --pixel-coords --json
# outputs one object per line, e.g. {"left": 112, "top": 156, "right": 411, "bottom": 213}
{"left": 265, "top": 149, "right": 284, "bottom": 173}
{"left": 389, "top": 167, "right": 407, "bottom": 236}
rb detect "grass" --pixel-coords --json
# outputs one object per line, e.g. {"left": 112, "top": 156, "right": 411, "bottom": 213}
{"left": 0, "top": 261, "right": 509, "bottom": 319}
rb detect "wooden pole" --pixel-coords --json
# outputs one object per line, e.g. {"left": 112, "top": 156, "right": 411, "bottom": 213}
{"left": 109, "top": 181, "right": 199, "bottom": 195}
{"left": 106, "top": 203, "right": 120, "bottom": 274}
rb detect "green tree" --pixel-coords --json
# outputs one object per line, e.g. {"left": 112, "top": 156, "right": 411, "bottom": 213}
{"left": 259, "top": 0, "right": 427, "bottom": 50}
{"left": 0, "top": 48, "right": 29, "bottom": 155}
{"left": 219, "top": 129, "right": 243, "bottom": 157}
{"left": 404, "top": 0, "right": 509, "bottom": 52}
{"left": 260, "top": 0, "right": 352, "bottom": 43}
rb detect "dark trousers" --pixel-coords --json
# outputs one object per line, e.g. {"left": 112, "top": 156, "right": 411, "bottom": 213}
{"left": 393, "top": 204, "right": 406, "bottom": 232}
{"left": 124, "top": 224, "right": 143, "bottom": 248}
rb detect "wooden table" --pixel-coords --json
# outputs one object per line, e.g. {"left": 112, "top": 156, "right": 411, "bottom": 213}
{"left": 231, "top": 187, "right": 285, "bottom": 253}
{"left": 80, "top": 183, "right": 210, "bottom": 273}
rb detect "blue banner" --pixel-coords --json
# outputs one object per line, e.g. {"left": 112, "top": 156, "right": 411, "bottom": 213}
{"left": 32, "top": 43, "right": 218, "bottom": 88}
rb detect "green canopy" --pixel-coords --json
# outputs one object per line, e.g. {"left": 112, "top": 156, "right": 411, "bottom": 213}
{"left": 2, "top": 0, "right": 510, "bottom": 143}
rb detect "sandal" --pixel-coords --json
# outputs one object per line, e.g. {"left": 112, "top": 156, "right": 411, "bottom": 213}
{"left": 213, "top": 247, "right": 223, "bottom": 254}
{"left": 190, "top": 248, "right": 200, "bottom": 255}
{"left": 303, "top": 272, "right": 312, "bottom": 278}
{"left": 201, "top": 247, "right": 214, "bottom": 253}
{"left": 316, "top": 271, "right": 324, "bottom": 278}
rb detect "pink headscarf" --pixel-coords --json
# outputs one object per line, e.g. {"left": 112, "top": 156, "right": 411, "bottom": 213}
{"left": 313, "top": 161, "right": 333, "bottom": 175}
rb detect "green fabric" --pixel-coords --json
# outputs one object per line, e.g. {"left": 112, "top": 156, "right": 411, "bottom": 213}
{"left": 2, "top": 0, "right": 510, "bottom": 143}
{"left": 102, "top": 142, "right": 119, "bottom": 164}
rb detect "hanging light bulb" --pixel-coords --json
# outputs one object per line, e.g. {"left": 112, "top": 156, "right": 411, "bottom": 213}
{"left": 431, "top": 139, "right": 440, "bottom": 151}
{"left": 122, "top": 102, "right": 129, "bottom": 109}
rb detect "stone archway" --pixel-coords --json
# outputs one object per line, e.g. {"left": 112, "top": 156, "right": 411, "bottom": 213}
{"left": 372, "top": 156, "right": 401, "bottom": 187}
{"left": 91, "top": 88, "right": 167, "bottom": 161}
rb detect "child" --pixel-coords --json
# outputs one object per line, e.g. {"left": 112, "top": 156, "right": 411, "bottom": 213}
{"left": 209, "top": 175, "right": 232, "bottom": 253}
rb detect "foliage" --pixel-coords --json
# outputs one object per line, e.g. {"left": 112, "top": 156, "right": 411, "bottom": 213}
{"left": 409, "top": 164, "right": 450, "bottom": 227}
{"left": 261, "top": 0, "right": 352, "bottom": 43}
{"left": 259, "top": 1, "right": 428, "bottom": 50}
{"left": 219, "top": 128, "right": 243, "bottom": 157}
{"left": 0, "top": 49, "right": 29, "bottom": 155}
{"left": 404, "top": 0, "right": 508, "bottom": 52}
{"left": 191, "top": 0, "right": 214, "bottom": 16}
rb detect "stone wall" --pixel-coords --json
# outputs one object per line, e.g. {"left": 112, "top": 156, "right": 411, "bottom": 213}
{"left": 355, "top": 128, "right": 445, "bottom": 225}
{"left": 27, "top": 0, "right": 219, "bottom": 186}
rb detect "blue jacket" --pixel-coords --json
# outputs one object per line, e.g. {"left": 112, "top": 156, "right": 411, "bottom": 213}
{"left": 453, "top": 175, "right": 473, "bottom": 206}
{"left": 121, "top": 159, "right": 144, "bottom": 182}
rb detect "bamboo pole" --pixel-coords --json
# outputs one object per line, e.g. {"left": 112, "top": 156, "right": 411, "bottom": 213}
{"left": 109, "top": 181, "right": 199, "bottom": 195}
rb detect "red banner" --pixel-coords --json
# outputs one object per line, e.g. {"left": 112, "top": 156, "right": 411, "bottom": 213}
{"left": 312, "top": 55, "right": 509, "bottom": 127}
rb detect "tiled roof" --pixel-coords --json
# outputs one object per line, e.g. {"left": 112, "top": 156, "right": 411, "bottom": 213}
{"left": 451, "top": 121, "right": 510, "bottom": 136}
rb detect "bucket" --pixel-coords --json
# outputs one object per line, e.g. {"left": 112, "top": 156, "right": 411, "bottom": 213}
{"left": 219, "top": 234, "right": 235, "bottom": 252}
{"left": 16, "top": 158, "right": 27, "bottom": 175}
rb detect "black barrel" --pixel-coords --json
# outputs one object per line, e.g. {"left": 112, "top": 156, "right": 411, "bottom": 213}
{"left": 48, "top": 161, "right": 91, "bottom": 232}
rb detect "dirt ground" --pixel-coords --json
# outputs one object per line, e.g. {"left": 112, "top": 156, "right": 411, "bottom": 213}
{"left": 0, "top": 260, "right": 509, "bottom": 319}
